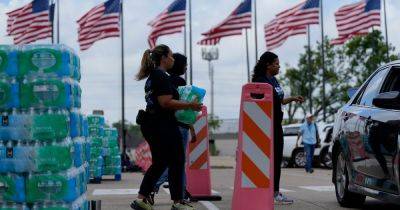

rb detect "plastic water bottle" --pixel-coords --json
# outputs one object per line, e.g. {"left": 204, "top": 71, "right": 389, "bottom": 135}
{"left": 0, "top": 173, "right": 26, "bottom": 203}
{"left": 175, "top": 85, "right": 206, "bottom": 125}
{"left": 35, "top": 140, "right": 73, "bottom": 173}
{"left": 0, "top": 45, "right": 18, "bottom": 77}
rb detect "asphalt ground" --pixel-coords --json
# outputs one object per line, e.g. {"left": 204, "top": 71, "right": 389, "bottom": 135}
{"left": 87, "top": 167, "right": 400, "bottom": 210}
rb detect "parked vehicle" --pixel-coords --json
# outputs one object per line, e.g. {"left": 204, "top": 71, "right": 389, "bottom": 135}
{"left": 282, "top": 123, "right": 334, "bottom": 168}
{"left": 331, "top": 61, "right": 400, "bottom": 207}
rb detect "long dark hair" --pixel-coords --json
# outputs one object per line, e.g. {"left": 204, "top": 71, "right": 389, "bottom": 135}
{"left": 135, "top": 44, "right": 170, "bottom": 80}
{"left": 167, "top": 53, "right": 187, "bottom": 76}
{"left": 251, "top": 51, "right": 278, "bottom": 81}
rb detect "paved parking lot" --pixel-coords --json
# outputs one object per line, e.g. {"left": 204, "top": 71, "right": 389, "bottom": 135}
{"left": 87, "top": 166, "right": 400, "bottom": 210}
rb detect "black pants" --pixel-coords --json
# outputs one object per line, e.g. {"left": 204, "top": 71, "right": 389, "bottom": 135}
{"left": 139, "top": 118, "right": 185, "bottom": 200}
{"left": 274, "top": 124, "right": 284, "bottom": 193}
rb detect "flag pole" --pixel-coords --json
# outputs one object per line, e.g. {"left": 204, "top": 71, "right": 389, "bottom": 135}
{"left": 120, "top": 0, "right": 127, "bottom": 165}
{"left": 320, "top": 0, "right": 326, "bottom": 121}
{"left": 57, "top": 0, "right": 60, "bottom": 44}
{"left": 184, "top": 26, "right": 188, "bottom": 81}
{"left": 189, "top": 0, "right": 193, "bottom": 85}
{"left": 245, "top": 29, "right": 250, "bottom": 83}
{"left": 51, "top": 0, "right": 54, "bottom": 44}
{"left": 383, "top": 0, "right": 389, "bottom": 59}
{"left": 307, "top": 25, "right": 313, "bottom": 114}
{"left": 253, "top": 0, "right": 258, "bottom": 61}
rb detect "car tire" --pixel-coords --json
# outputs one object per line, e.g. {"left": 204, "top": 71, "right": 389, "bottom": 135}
{"left": 320, "top": 149, "right": 333, "bottom": 169}
{"left": 292, "top": 149, "right": 306, "bottom": 168}
{"left": 334, "top": 149, "right": 366, "bottom": 208}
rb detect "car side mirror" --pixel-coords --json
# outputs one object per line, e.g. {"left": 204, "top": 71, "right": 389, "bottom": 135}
{"left": 372, "top": 91, "right": 400, "bottom": 109}
{"left": 347, "top": 87, "right": 359, "bottom": 98}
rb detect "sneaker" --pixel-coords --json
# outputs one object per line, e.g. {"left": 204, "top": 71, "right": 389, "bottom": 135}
{"left": 309, "top": 169, "right": 314, "bottom": 174}
{"left": 171, "top": 201, "right": 195, "bottom": 210}
{"left": 130, "top": 199, "right": 153, "bottom": 210}
{"left": 274, "top": 192, "right": 294, "bottom": 205}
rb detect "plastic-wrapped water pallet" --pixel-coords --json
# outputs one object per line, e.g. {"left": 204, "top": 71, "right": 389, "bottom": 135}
{"left": 19, "top": 45, "right": 80, "bottom": 80}
{"left": 20, "top": 77, "right": 76, "bottom": 110}
{"left": 0, "top": 141, "right": 74, "bottom": 173}
{"left": 31, "top": 194, "right": 88, "bottom": 210}
{"left": 26, "top": 166, "right": 86, "bottom": 203}
{"left": 0, "top": 112, "right": 86, "bottom": 142}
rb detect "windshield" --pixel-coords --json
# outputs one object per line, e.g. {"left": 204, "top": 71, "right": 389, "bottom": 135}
{"left": 283, "top": 126, "right": 300, "bottom": 136}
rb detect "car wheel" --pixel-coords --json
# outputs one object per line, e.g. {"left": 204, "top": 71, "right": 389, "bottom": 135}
{"left": 320, "top": 149, "right": 333, "bottom": 169}
{"left": 334, "top": 149, "right": 366, "bottom": 207}
{"left": 293, "top": 149, "right": 306, "bottom": 168}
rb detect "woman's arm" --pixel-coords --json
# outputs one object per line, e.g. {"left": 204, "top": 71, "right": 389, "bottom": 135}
{"left": 158, "top": 95, "right": 202, "bottom": 111}
{"left": 282, "top": 96, "right": 305, "bottom": 105}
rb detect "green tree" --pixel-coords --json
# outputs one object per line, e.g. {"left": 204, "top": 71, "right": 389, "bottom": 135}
{"left": 112, "top": 120, "right": 144, "bottom": 148}
{"left": 344, "top": 30, "right": 397, "bottom": 86}
{"left": 282, "top": 31, "right": 398, "bottom": 123}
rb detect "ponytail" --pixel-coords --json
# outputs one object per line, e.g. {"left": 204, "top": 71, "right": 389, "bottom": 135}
{"left": 136, "top": 50, "right": 154, "bottom": 81}
{"left": 135, "top": 44, "right": 171, "bottom": 81}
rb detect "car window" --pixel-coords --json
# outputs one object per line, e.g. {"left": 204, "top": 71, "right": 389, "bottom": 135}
{"left": 381, "top": 67, "right": 400, "bottom": 93}
{"left": 358, "top": 68, "right": 389, "bottom": 106}
{"left": 283, "top": 127, "right": 300, "bottom": 136}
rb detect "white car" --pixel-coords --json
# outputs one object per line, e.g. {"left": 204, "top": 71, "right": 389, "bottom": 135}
{"left": 282, "top": 123, "right": 334, "bottom": 168}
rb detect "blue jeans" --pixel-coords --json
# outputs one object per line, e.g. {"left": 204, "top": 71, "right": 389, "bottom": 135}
{"left": 303, "top": 143, "right": 315, "bottom": 172}
{"left": 154, "top": 127, "right": 189, "bottom": 195}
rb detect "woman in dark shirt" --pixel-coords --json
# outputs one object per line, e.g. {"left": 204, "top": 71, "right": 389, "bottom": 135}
{"left": 252, "top": 51, "right": 304, "bottom": 205}
{"left": 151, "top": 53, "right": 197, "bottom": 202}
{"left": 131, "top": 45, "right": 201, "bottom": 210}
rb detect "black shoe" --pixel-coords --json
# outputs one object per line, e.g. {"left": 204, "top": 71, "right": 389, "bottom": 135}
{"left": 309, "top": 169, "right": 314, "bottom": 173}
{"left": 148, "top": 192, "right": 155, "bottom": 205}
{"left": 184, "top": 189, "right": 198, "bottom": 202}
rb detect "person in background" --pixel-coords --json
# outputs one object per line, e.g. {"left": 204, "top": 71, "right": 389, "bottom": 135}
{"left": 296, "top": 113, "right": 320, "bottom": 174}
{"left": 150, "top": 53, "right": 197, "bottom": 204}
{"left": 252, "top": 51, "right": 304, "bottom": 205}
{"left": 131, "top": 45, "right": 201, "bottom": 210}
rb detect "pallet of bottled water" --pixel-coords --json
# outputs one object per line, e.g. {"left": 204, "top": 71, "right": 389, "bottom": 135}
{"left": 102, "top": 128, "right": 121, "bottom": 180}
{"left": 0, "top": 44, "right": 89, "bottom": 209}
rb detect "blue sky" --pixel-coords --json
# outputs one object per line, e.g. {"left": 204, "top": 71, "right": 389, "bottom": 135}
{"left": 0, "top": 0, "right": 399, "bottom": 124}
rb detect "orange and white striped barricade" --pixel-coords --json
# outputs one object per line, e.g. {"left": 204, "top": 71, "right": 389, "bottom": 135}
{"left": 232, "top": 83, "right": 274, "bottom": 210}
{"left": 186, "top": 106, "right": 222, "bottom": 201}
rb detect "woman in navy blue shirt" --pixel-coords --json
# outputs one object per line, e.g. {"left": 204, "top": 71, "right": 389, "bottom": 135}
{"left": 252, "top": 51, "right": 304, "bottom": 205}
{"left": 131, "top": 45, "right": 201, "bottom": 210}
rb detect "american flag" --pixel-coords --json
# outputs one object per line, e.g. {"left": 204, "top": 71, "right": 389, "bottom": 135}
{"left": 7, "top": 0, "right": 53, "bottom": 45}
{"left": 198, "top": 0, "right": 252, "bottom": 45}
{"left": 148, "top": 0, "right": 186, "bottom": 48}
{"left": 264, "top": 0, "right": 319, "bottom": 50}
{"left": 77, "top": 0, "right": 121, "bottom": 51}
{"left": 331, "top": 0, "right": 381, "bottom": 45}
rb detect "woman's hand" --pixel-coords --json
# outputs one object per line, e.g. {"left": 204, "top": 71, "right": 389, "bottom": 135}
{"left": 292, "top": 96, "right": 305, "bottom": 103}
{"left": 189, "top": 102, "right": 203, "bottom": 111}
{"left": 282, "top": 96, "right": 305, "bottom": 105}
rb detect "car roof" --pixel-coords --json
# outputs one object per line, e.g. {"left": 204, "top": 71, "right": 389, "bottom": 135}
{"left": 283, "top": 123, "right": 302, "bottom": 128}
{"left": 378, "top": 60, "right": 400, "bottom": 70}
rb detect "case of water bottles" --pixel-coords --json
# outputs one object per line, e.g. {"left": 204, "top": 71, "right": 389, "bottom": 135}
{"left": 0, "top": 44, "right": 88, "bottom": 209}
